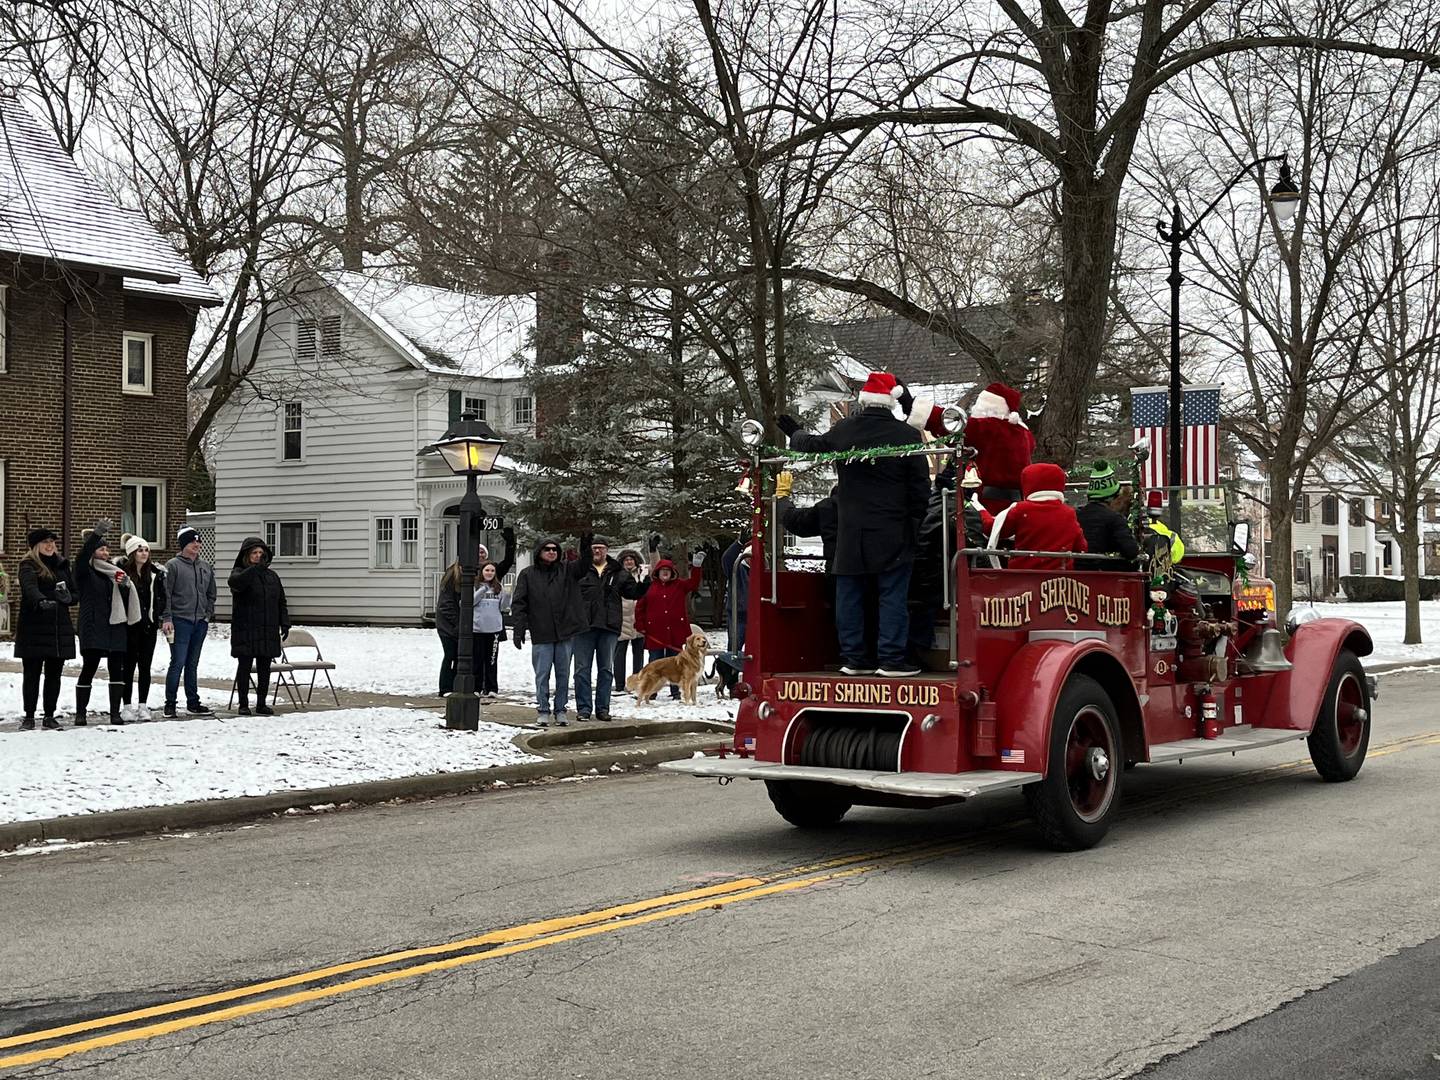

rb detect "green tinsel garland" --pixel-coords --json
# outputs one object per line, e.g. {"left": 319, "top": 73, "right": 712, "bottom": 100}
{"left": 763, "top": 436, "right": 961, "bottom": 465}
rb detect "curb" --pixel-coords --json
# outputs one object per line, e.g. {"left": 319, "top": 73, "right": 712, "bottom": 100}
{"left": 1367, "top": 658, "right": 1440, "bottom": 674}
{"left": 0, "top": 734, "right": 727, "bottom": 852}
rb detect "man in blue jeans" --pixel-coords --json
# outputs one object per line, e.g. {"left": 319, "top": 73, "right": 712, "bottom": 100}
{"left": 160, "top": 526, "right": 217, "bottom": 717}
{"left": 572, "top": 535, "right": 646, "bottom": 722}
{"left": 511, "top": 536, "right": 586, "bottom": 727}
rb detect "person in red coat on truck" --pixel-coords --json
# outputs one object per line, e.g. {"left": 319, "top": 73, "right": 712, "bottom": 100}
{"left": 989, "top": 462, "right": 1088, "bottom": 570}
{"left": 963, "top": 382, "right": 1036, "bottom": 514}
{"left": 634, "top": 552, "right": 705, "bottom": 700}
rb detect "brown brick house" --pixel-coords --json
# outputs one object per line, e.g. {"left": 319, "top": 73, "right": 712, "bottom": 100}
{"left": 0, "top": 101, "right": 220, "bottom": 617}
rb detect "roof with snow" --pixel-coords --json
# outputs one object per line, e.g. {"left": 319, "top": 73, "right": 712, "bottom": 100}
{"left": 325, "top": 271, "right": 532, "bottom": 379}
{"left": 0, "top": 101, "right": 218, "bottom": 297}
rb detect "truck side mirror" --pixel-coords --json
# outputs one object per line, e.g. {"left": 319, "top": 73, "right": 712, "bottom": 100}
{"left": 1230, "top": 521, "right": 1250, "bottom": 554}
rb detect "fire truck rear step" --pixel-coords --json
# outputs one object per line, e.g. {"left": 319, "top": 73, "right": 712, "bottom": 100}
{"left": 1146, "top": 724, "right": 1308, "bottom": 764}
{"left": 658, "top": 758, "right": 1043, "bottom": 799}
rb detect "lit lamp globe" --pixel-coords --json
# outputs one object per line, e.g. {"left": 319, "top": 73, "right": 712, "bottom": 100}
{"left": 436, "top": 416, "right": 505, "bottom": 475}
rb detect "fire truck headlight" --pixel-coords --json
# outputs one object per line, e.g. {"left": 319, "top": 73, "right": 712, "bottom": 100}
{"left": 757, "top": 701, "right": 775, "bottom": 720}
{"left": 1285, "top": 605, "right": 1322, "bottom": 636}
{"left": 920, "top": 713, "right": 942, "bottom": 732}
{"left": 939, "top": 404, "right": 965, "bottom": 434}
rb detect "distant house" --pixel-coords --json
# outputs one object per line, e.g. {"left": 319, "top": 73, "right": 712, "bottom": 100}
{"left": 0, "top": 101, "right": 220, "bottom": 609}
{"left": 207, "top": 271, "right": 537, "bottom": 626}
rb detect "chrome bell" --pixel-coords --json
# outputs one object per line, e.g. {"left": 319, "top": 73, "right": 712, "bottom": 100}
{"left": 1242, "top": 627, "right": 1293, "bottom": 673}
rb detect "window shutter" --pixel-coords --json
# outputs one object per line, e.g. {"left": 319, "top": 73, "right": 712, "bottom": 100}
{"left": 448, "top": 390, "right": 461, "bottom": 424}
{"left": 296, "top": 320, "right": 317, "bottom": 362}
{"left": 321, "top": 314, "right": 342, "bottom": 358}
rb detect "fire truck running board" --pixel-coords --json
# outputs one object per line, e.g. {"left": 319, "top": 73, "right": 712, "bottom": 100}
{"left": 658, "top": 758, "right": 1043, "bottom": 799}
{"left": 1146, "top": 725, "right": 1309, "bottom": 764}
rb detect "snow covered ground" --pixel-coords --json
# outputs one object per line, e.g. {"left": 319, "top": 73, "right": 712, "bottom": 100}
{"left": 1311, "top": 601, "right": 1440, "bottom": 667}
{"left": 0, "top": 704, "right": 540, "bottom": 824}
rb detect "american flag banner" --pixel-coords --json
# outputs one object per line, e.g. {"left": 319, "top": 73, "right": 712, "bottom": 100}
{"left": 1130, "top": 385, "right": 1222, "bottom": 503}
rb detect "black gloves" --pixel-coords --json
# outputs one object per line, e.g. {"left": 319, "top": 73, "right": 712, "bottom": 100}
{"left": 648, "top": 534, "right": 661, "bottom": 553}
{"left": 53, "top": 581, "right": 72, "bottom": 605}
{"left": 94, "top": 518, "right": 113, "bottom": 539}
{"left": 776, "top": 414, "right": 801, "bottom": 437}
{"left": 38, "top": 599, "right": 55, "bottom": 613}
{"left": 513, "top": 629, "right": 526, "bottom": 649}
{"left": 936, "top": 461, "right": 957, "bottom": 492}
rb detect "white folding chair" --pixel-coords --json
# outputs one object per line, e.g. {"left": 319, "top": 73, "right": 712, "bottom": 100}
{"left": 274, "top": 628, "right": 340, "bottom": 706}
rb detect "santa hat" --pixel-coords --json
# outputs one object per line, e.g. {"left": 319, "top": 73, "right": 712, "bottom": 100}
{"left": 971, "top": 382, "right": 1026, "bottom": 426}
{"left": 857, "top": 371, "right": 904, "bottom": 410}
{"left": 904, "top": 397, "right": 965, "bottom": 438}
{"left": 1021, "top": 462, "right": 1068, "bottom": 502}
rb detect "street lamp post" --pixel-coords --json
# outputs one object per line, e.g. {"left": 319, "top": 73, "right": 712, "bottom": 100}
{"left": 1157, "top": 157, "right": 1301, "bottom": 530}
{"left": 430, "top": 412, "right": 507, "bottom": 731}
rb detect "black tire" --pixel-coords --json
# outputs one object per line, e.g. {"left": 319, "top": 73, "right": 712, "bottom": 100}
{"left": 1023, "top": 674, "right": 1123, "bottom": 851}
{"left": 1307, "top": 649, "right": 1371, "bottom": 782}
{"left": 765, "top": 780, "right": 852, "bottom": 828}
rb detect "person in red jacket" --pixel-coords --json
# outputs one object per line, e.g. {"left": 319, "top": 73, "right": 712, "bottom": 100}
{"left": 634, "top": 553, "right": 705, "bottom": 700}
{"left": 989, "top": 462, "right": 1087, "bottom": 570}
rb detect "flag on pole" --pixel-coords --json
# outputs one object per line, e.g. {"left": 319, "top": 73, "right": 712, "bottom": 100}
{"left": 1130, "top": 385, "right": 1221, "bottom": 502}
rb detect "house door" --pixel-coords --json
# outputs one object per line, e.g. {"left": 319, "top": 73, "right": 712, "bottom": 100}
{"left": 1321, "top": 542, "right": 1338, "bottom": 597}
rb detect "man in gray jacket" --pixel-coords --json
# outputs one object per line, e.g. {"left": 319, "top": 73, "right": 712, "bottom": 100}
{"left": 160, "top": 526, "right": 217, "bottom": 717}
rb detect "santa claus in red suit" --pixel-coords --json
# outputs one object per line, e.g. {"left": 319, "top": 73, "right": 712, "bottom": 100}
{"left": 963, "top": 382, "right": 1036, "bottom": 513}
{"left": 988, "top": 462, "right": 1087, "bottom": 571}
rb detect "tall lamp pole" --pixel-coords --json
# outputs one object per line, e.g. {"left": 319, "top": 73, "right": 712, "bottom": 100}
{"left": 1157, "top": 157, "right": 1301, "bottom": 530}
{"left": 429, "top": 412, "right": 507, "bottom": 731}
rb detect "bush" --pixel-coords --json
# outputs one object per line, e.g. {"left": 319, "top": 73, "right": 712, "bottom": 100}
{"left": 1339, "top": 576, "right": 1440, "bottom": 602}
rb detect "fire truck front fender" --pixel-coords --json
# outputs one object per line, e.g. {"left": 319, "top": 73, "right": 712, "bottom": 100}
{"left": 991, "top": 640, "right": 1143, "bottom": 777}
{"left": 1263, "top": 619, "right": 1374, "bottom": 732}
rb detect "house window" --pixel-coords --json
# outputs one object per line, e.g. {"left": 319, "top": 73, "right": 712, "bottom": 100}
{"left": 122, "top": 333, "right": 153, "bottom": 395}
{"left": 0, "top": 284, "right": 7, "bottom": 374}
{"left": 1349, "top": 501, "right": 1364, "bottom": 527}
{"left": 463, "top": 395, "right": 487, "bottom": 421}
{"left": 1293, "top": 550, "right": 1308, "bottom": 581}
{"left": 1379, "top": 499, "right": 1392, "bottom": 520}
{"left": 375, "top": 517, "right": 394, "bottom": 567}
{"left": 264, "top": 520, "right": 319, "bottom": 560}
{"left": 1350, "top": 552, "right": 1364, "bottom": 575}
{"left": 121, "top": 480, "right": 165, "bottom": 542}
{"left": 401, "top": 516, "right": 419, "bottom": 566}
{"left": 1293, "top": 493, "right": 1310, "bottom": 524}
{"left": 1321, "top": 495, "right": 1338, "bottom": 526}
{"left": 281, "top": 402, "right": 303, "bottom": 461}
{"left": 0, "top": 460, "right": 6, "bottom": 549}
{"left": 512, "top": 394, "right": 533, "bottom": 426}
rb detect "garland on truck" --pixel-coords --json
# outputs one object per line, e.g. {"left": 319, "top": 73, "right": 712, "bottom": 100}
{"left": 762, "top": 435, "right": 962, "bottom": 465}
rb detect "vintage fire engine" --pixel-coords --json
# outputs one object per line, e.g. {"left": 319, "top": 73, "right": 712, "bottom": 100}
{"left": 662, "top": 430, "right": 1376, "bottom": 850}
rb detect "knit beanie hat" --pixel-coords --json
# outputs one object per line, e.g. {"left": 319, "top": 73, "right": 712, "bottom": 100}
{"left": 26, "top": 527, "right": 59, "bottom": 548}
{"left": 1087, "top": 459, "right": 1120, "bottom": 500}
{"left": 177, "top": 526, "right": 200, "bottom": 549}
{"left": 123, "top": 534, "right": 151, "bottom": 556}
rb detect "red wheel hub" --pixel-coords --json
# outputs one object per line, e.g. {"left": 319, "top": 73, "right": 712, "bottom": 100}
{"left": 1334, "top": 672, "right": 1367, "bottom": 756}
{"left": 1064, "top": 706, "right": 1117, "bottom": 823}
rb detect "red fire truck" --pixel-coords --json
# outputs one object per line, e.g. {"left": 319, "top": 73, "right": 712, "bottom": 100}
{"left": 662, "top": 437, "right": 1376, "bottom": 850}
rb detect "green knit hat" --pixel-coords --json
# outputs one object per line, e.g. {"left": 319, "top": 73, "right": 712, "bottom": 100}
{"left": 1087, "top": 459, "right": 1120, "bottom": 500}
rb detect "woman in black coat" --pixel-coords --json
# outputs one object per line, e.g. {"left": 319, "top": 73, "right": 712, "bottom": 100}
{"left": 74, "top": 522, "right": 140, "bottom": 725}
{"left": 229, "top": 537, "right": 289, "bottom": 715}
{"left": 14, "top": 527, "right": 76, "bottom": 729}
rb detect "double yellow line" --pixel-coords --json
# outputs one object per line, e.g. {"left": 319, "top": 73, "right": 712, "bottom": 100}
{"left": 0, "top": 835, "right": 984, "bottom": 1071}
{"left": 5, "top": 729, "right": 1439, "bottom": 1072}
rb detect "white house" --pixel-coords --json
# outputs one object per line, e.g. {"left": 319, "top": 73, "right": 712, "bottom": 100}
{"left": 208, "top": 272, "right": 536, "bottom": 625}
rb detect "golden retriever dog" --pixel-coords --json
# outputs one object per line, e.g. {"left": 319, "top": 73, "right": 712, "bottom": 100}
{"left": 626, "top": 632, "right": 709, "bottom": 705}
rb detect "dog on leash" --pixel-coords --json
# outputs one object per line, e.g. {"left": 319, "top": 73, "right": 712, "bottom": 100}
{"left": 626, "top": 632, "right": 709, "bottom": 705}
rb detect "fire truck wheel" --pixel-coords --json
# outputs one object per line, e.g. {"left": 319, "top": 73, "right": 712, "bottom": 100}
{"left": 765, "top": 780, "right": 852, "bottom": 828}
{"left": 1024, "top": 674, "right": 1122, "bottom": 851}
{"left": 1307, "top": 650, "right": 1371, "bottom": 782}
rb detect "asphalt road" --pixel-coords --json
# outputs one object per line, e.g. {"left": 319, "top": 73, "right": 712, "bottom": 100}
{"left": 3, "top": 669, "right": 1440, "bottom": 1080}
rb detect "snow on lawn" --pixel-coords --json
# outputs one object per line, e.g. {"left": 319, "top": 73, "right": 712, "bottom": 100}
{"left": 1312, "top": 601, "right": 1440, "bottom": 667}
{"left": 0, "top": 702, "right": 540, "bottom": 824}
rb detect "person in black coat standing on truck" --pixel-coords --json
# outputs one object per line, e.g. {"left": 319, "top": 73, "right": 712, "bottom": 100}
{"left": 14, "top": 528, "right": 76, "bottom": 729}
{"left": 779, "top": 371, "right": 930, "bottom": 678}
{"left": 229, "top": 537, "right": 290, "bottom": 715}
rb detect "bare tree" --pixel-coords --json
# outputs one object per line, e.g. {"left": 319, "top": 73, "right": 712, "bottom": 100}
{"left": 0, "top": 0, "right": 108, "bottom": 154}
{"left": 1335, "top": 143, "right": 1440, "bottom": 642}
{"left": 1142, "top": 45, "right": 1440, "bottom": 613}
